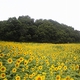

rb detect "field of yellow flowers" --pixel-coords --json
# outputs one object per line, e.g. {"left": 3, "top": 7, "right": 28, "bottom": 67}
{"left": 0, "top": 41, "right": 80, "bottom": 80}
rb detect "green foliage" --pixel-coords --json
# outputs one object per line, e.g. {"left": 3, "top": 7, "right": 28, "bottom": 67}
{"left": 0, "top": 15, "right": 80, "bottom": 43}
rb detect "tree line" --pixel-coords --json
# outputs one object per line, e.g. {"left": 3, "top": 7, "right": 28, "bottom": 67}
{"left": 0, "top": 15, "right": 80, "bottom": 43}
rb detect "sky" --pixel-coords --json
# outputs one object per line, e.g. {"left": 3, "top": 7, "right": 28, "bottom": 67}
{"left": 0, "top": 0, "right": 80, "bottom": 31}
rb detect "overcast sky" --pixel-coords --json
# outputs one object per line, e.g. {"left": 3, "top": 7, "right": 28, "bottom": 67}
{"left": 0, "top": 0, "right": 80, "bottom": 30}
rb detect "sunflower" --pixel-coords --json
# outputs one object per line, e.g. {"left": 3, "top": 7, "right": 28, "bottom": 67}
{"left": 32, "top": 72, "right": 37, "bottom": 77}
{"left": 75, "top": 64, "right": 79, "bottom": 70}
{"left": 31, "top": 67, "right": 35, "bottom": 72}
{"left": 3, "top": 78, "right": 8, "bottom": 80}
{"left": 7, "top": 58, "right": 13, "bottom": 64}
{"left": 23, "top": 52, "right": 27, "bottom": 56}
{"left": 23, "top": 77, "right": 26, "bottom": 80}
{"left": 57, "top": 66, "right": 62, "bottom": 70}
{"left": 74, "top": 56, "right": 77, "bottom": 60}
{"left": 25, "top": 73, "right": 28, "bottom": 78}
{"left": 15, "top": 63, "right": 20, "bottom": 68}
{"left": 16, "top": 59, "right": 21, "bottom": 64}
{"left": 19, "top": 57, "right": 24, "bottom": 62}
{"left": 70, "top": 78, "right": 74, "bottom": 80}
{"left": 6, "top": 53, "right": 10, "bottom": 57}
{"left": 12, "top": 68, "right": 17, "bottom": 73}
{"left": 22, "top": 68, "right": 25, "bottom": 72}
{"left": 24, "top": 60, "right": 28, "bottom": 65}
{"left": 1, "top": 73, "right": 6, "bottom": 78}
{"left": 56, "top": 75, "right": 61, "bottom": 80}
{"left": 0, "top": 61, "right": 3, "bottom": 67}
{"left": 0, "top": 53, "right": 4, "bottom": 58}
{"left": 28, "top": 58, "right": 32, "bottom": 63}
{"left": 15, "top": 75, "right": 20, "bottom": 80}
{"left": 61, "top": 63, "right": 65, "bottom": 67}
{"left": 38, "top": 66, "right": 43, "bottom": 70}
{"left": 65, "top": 76, "right": 70, "bottom": 80}
{"left": 63, "top": 66, "right": 67, "bottom": 71}
{"left": 35, "top": 75, "right": 45, "bottom": 80}
{"left": 26, "top": 65, "right": 29, "bottom": 69}
{"left": 54, "top": 67, "right": 58, "bottom": 71}
{"left": 0, "top": 66, "right": 6, "bottom": 72}
{"left": 29, "top": 74, "right": 33, "bottom": 79}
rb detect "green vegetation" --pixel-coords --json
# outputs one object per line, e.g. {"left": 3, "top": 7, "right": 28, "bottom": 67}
{"left": 0, "top": 15, "right": 80, "bottom": 43}
{"left": 0, "top": 41, "right": 80, "bottom": 80}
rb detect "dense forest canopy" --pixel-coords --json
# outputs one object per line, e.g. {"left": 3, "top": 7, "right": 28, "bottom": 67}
{"left": 0, "top": 15, "right": 80, "bottom": 43}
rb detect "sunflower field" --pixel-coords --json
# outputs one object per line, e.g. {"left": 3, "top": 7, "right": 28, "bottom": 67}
{"left": 0, "top": 41, "right": 80, "bottom": 80}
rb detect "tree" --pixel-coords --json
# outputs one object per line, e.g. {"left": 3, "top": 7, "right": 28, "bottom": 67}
{"left": 0, "top": 15, "right": 80, "bottom": 43}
